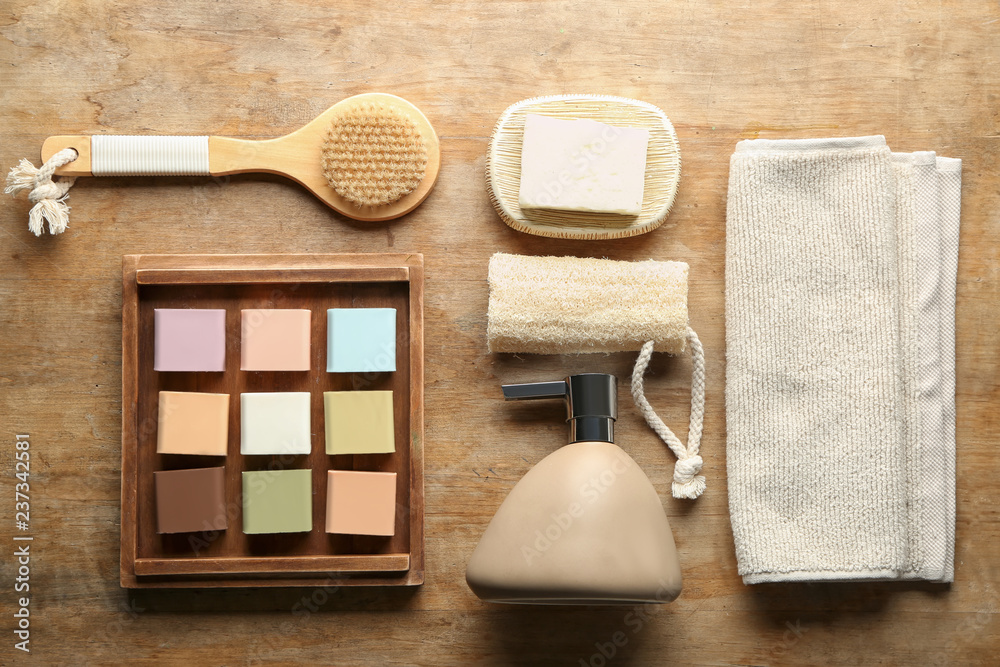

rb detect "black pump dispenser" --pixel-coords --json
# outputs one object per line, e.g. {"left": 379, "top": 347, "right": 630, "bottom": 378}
{"left": 501, "top": 373, "right": 618, "bottom": 444}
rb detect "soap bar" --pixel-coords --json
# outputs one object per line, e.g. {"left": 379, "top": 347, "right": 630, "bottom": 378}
{"left": 154, "top": 466, "right": 228, "bottom": 534}
{"left": 323, "top": 390, "right": 395, "bottom": 455}
{"left": 241, "top": 469, "right": 313, "bottom": 534}
{"left": 517, "top": 114, "right": 650, "bottom": 215}
{"left": 327, "top": 308, "right": 396, "bottom": 373}
{"left": 154, "top": 309, "right": 227, "bottom": 372}
{"left": 157, "top": 391, "right": 230, "bottom": 456}
{"left": 326, "top": 471, "right": 397, "bottom": 536}
{"left": 241, "top": 392, "right": 312, "bottom": 455}
{"left": 240, "top": 309, "right": 311, "bottom": 371}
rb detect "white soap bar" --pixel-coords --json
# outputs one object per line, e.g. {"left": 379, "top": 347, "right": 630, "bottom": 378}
{"left": 518, "top": 114, "right": 649, "bottom": 215}
{"left": 241, "top": 392, "right": 312, "bottom": 455}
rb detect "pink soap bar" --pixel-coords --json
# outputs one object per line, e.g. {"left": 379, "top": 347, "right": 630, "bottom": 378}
{"left": 154, "top": 309, "right": 227, "bottom": 372}
{"left": 241, "top": 309, "right": 311, "bottom": 371}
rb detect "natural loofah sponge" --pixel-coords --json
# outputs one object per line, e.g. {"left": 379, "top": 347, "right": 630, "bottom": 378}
{"left": 321, "top": 101, "right": 428, "bottom": 207}
{"left": 487, "top": 252, "right": 689, "bottom": 355}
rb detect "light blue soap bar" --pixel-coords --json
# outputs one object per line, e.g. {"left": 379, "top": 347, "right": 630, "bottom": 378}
{"left": 327, "top": 308, "right": 397, "bottom": 373}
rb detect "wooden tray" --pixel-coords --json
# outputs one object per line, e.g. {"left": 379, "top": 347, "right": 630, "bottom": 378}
{"left": 486, "top": 94, "right": 682, "bottom": 240}
{"left": 120, "top": 253, "right": 424, "bottom": 588}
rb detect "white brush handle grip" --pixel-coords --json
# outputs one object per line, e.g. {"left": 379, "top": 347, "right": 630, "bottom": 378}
{"left": 41, "top": 135, "right": 275, "bottom": 178}
{"left": 90, "top": 135, "right": 210, "bottom": 176}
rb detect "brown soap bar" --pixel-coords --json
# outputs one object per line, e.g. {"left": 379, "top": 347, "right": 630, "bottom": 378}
{"left": 154, "top": 466, "right": 228, "bottom": 534}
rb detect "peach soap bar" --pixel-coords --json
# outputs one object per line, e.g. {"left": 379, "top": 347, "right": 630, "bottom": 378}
{"left": 241, "top": 309, "right": 311, "bottom": 371}
{"left": 154, "top": 309, "right": 226, "bottom": 372}
{"left": 327, "top": 308, "right": 396, "bottom": 373}
{"left": 324, "top": 391, "right": 395, "bottom": 455}
{"left": 240, "top": 392, "right": 311, "bottom": 455}
{"left": 326, "top": 471, "right": 397, "bottom": 536}
{"left": 157, "top": 391, "right": 230, "bottom": 456}
{"left": 154, "top": 466, "right": 227, "bottom": 534}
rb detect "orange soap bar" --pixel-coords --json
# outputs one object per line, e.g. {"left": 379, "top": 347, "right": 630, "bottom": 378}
{"left": 157, "top": 391, "right": 230, "bottom": 456}
{"left": 325, "top": 471, "right": 397, "bottom": 536}
{"left": 241, "top": 309, "right": 311, "bottom": 371}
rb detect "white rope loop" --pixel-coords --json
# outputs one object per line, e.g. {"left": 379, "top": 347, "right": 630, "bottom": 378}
{"left": 5, "top": 148, "right": 79, "bottom": 236}
{"left": 631, "top": 327, "right": 707, "bottom": 499}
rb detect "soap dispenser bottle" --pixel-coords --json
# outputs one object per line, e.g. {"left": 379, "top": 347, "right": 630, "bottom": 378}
{"left": 466, "top": 374, "right": 683, "bottom": 605}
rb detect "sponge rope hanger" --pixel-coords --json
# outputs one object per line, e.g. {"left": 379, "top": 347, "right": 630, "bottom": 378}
{"left": 6, "top": 93, "right": 440, "bottom": 236}
{"left": 631, "top": 330, "right": 706, "bottom": 499}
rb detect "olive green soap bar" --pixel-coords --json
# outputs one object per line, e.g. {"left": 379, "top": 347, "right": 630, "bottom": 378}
{"left": 241, "top": 469, "right": 313, "bottom": 534}
{"left": 324, "top": 390, "right": 395, "bottom": 455}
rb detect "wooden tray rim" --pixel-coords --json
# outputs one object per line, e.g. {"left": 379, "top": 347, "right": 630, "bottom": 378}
{"left": 120, "top": 253, "right": 425, "bottom": 588}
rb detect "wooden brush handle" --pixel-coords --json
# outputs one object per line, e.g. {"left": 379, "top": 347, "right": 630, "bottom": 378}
{"left": 41, "top": 135, "right": 290, "bottom": 178}
{"left": 41, "top": 136, "right": 94, "bottom": 176}
{"left": 206, "top": 136, "right": 315, "bottom": 178}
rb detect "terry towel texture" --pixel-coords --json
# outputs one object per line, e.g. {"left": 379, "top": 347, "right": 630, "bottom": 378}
{"left": 725, "top": 136, "right": 959, "bottom": 584}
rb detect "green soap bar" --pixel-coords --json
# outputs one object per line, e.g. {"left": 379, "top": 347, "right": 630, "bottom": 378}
{"left": 324, "top": 390, "right": 395, "bottom": 455}
{"left": 241, "top": 469, "right": 313, "bottom": 534}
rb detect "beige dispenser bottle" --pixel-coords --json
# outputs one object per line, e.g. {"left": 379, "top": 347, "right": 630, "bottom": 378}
{"left": 466, "top": 374, "right": 683, "bottom": 605}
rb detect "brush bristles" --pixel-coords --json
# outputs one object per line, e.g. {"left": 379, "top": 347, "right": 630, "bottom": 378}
{"left": 321, "top": 102, "right": 428, "bottom": 208}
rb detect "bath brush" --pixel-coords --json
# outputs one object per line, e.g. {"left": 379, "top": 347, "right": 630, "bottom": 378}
{"left": 38, "top": 93, "right": 440, "bottom": 222}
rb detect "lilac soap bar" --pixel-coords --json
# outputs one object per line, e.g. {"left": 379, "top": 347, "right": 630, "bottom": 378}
{"left": 154, "top": 309, "right": 227, "bottom": 372}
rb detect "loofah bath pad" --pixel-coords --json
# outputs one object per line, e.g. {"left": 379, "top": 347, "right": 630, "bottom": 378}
{"left": 487, "top": 252, "right": 689, "bottom": 355}
{"left": 487, "top": 94, "right": 681, "bottom": 240}
{"left": 321, "top": 101, "right": 428, "bottom": 208}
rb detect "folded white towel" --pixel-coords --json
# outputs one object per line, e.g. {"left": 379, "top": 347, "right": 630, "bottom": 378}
{"left": 725, "top": 136, "right": 959, "bottom": 584}
{"left": 937, "top": 157, "right": 961, "bottom": 583}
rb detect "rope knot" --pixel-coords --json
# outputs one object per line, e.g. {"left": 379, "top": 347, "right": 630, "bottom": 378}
{"left": 673, "top": 455, "right": 703, "bottom": 481}
{"left": 28, "top": 180, "right": 66, "bottom": 203}
{"left": 672, "top": 454, "right": 706, "bottom": 499}
{"left": 5, "top": 149, "right": 78, "bottom": 236}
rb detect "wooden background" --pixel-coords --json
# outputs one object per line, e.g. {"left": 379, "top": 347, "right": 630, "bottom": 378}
{"left": 1, "top": 1, "right": 997, "bottom": 664}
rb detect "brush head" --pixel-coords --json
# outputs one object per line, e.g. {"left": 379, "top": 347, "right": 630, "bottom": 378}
{"left": 321, "top": 101, "right": 429, "bottom": 208}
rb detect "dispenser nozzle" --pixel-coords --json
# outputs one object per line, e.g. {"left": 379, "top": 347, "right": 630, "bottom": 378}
{"left": 500, "top": 373, "right": 618, "bottom": 444}
{"left": 502, "top": 380, "right": 568, "bottom": 401}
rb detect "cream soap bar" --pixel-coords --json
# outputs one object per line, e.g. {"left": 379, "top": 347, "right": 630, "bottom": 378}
{"left": 517, "top": 114, "right": 649, "bottom": 216}
{"left": 240, "top": 392, "right": 312, "bottom": 455}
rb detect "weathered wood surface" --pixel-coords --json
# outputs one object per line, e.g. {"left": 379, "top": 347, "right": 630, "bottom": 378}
{"left": 1, "top": 1, "right": 997, "bottom": 664}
